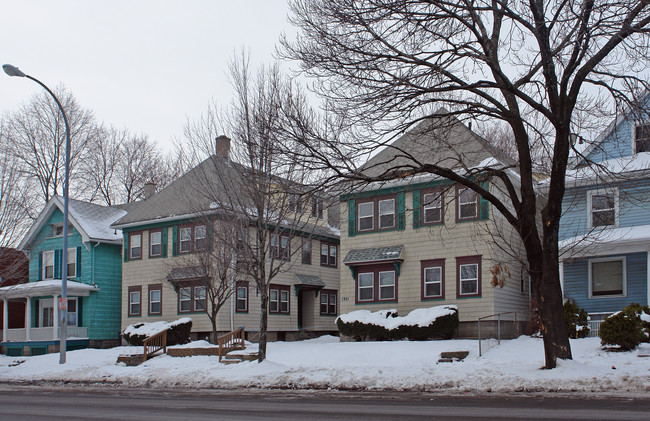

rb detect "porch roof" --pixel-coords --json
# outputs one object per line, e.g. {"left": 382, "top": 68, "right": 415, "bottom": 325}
{"left": 294, "top": 274, "right": 325, "bottom": 287}
{"left": 0, "top": 280, "right": 98, "bottom": 299}
{"left": 342, "top": 245, "right": 404, "bottom": 265}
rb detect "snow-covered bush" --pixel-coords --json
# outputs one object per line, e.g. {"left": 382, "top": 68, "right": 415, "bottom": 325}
{"left": 563, "top": 299, "right": 590, "bottom": 339}
{"left": 599, "top": 303, "right": 650, "bottom": 351}
{"left": 122, "top": 318, "right": 193, "bottom": 346}
{"left": 336, "top": 305, "right": 458, "bottom": 341}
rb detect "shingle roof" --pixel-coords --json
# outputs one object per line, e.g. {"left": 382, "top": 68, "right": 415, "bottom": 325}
{"left": 294, "top": 274, "right": 325, "bottom": 287}
{"left": 342, "top": 245, "right": 404, "bottom": 265}
{"left": 167, "top": 266, "right": 207, "bottom": 281}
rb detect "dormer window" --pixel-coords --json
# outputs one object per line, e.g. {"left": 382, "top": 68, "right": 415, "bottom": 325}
{"left": 52, "top": 224, "right": 73, "bottom": 237}
{"left": 635, "top": 123, "right": 650, "bottom": 153}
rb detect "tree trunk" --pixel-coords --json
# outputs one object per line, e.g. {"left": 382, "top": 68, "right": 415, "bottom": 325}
{"left": 258, "top": 288, "right": 269, "bottom": 362}
{"left": 209, "top": 315, "right": 218, "bottom": 344}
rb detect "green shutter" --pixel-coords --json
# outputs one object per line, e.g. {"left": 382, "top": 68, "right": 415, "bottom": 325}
{"left": 54, "top": 249, "right": 62, "bottom": 278}
{"left": 77, "top": 298, "right": 83, "bottom": 327}
{"left": 162, "top": 227, "right": 168, "bottom": 258}
{"left": 397, "top": 192, "right": 406, "bottom": 231}
{"left": 412, "top": 190, "right": 421, "bottom": 229}
{"left": 172, "top": 225, "right": 178, "bottom": 256}
{"left": 480, "top": 181, "right": 490, "bottom": 220}
{"left": 123, "top": 233, "right": 129, "bottom": 262}
{"left": 347, "top": 200, "right": 356, "bottom": 237}
{"left": 37, "top": 253, "right": 43, "bottom": 281}
{"left": 76, "top": 246, "right": 82, "bottom": 278}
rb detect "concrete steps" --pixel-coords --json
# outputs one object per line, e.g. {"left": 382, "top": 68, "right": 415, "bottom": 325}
{"left": 438, "top": 351, "right": 469, "bottom": 363}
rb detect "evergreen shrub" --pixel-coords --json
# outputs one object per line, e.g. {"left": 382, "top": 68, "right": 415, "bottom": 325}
{"left": 563, "top": 300, "right": 590, "bottom": 339}
{"left": 599, "top": 303, "right": 650, "bottom": 350}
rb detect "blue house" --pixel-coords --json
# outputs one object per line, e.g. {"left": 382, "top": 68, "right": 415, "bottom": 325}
{"left": 0, "top": 196, "right": 132, "bottom": 356}
{"left": 559, "top": 102, "right": 650, "bottom": 327}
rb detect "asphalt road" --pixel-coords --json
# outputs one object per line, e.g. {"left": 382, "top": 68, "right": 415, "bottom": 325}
{"left": 0, "top": 387, "right": 647, "bottom": 420}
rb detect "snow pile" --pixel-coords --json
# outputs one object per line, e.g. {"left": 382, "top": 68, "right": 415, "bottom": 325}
{"left": 337, "top": 305, "right": 457, "bottom": 330}
{"left": 123, "top": 318, "right": 192, "bottom": 337}
{"left": 641, "top": 312, "right": 650, "bottom": 323}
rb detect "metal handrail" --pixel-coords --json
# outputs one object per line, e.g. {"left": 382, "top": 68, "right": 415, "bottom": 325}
{"left": 478, "top": 312, "right": 522, "bottom": 357}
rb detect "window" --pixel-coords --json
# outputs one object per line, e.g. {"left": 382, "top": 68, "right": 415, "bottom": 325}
{"left": 422, "top": 190, "right": 443, "bottom": 225}
{"left": 236, "top": 281, "right": 248, "bottom": 312}
{"left": 67, "top": 298, "right": 78, "bottom": 326}
{"left": 148, "top": 284, "right": 162, "bottom": 315}
{"left": 589, "top": 189, "right": 618, "bottom": 228}
{"left": 195, "top": 225, "right": 206, "bottom": 250}
{"left": 422, "top": 259, "right": 445, "bottom": 299}
{"left": 289, "top": 193, "right": 303, "bottom": 213}
{"left": 456, "top": 255, "right": 482, "bottom": 297}
{"left": 320, "top": 242, "right": 337, "bottom": 267}
{"left": 40, "top": 298, "right": 54, "bottom": 327}
{"left": 67, "top": 248, "right": 76, "bottom": 278}
{"left": 320, "top": 290, "right": 337, "bottom": 315}
{"left": 635, "top": 123, "right": 650, "bottom": 153}
{"left": 269, "top": 284, "right": 290, "bottom": 314}
{"left": 378, "top": 199, "right": 396, "bottom": 229}
{"left": 301, "top": 238, "right": 311, "bottom": 265}
{"left": 457, "top": 187, "right": 478, "bottom": 221}
{"left": 178, "top": 284, "right": 206, "bottom": 313}
{"left": 129, "top": 232, "right": 142, "bottom": 259}
{"left": 355, "top": 263, "right": 398, "bottom": 303}
{"left": 312, "top": 198, "right": 324, "bottom": 219}
{"left": 590, "top": 258, "right": 625, "bottom": 297}
{"left": 357, "top": 201, "right": 374, "bottom": 231}
{"left": 43, "top": 250, "right": 54, "bottom": 280}
{"left": 128, "top": 286, "right": 142, "bottom": 316}
{"left": 52, "top": 224, "right": 72, "bottom": 237}
{"left": 149, "top": 230, "right": 162, "bottom": 257}
{"left": 271, "top": 234, "right": 290, "bottom": 260}
{"left": 179, "top": 227, "right": 192, "bottom": 253}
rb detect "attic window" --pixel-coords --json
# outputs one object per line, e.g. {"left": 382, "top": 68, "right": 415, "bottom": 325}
{"left": 52, "top": 224, "right": 73, "bottom": 237}
{"left": 635, "top": 124, "right": 650, "bottom": 153}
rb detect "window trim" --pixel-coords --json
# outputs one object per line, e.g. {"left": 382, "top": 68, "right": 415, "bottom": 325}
{"left": 66, "top": 247, "right": 76, "bottom": 278}
{"left": 354, "top": 263, "right": 398, "bottom": 303}
{"left": 634, "top": 122, "right": 650, "bottom": 153}
{"left": 129, "top": 231, "right": 143, "bottom": 260}
{"left": 271, "top": 233, "right": 291, "bottom": 260}
{"left": 149, "top": 229, "right": 163, "bottom": 258}
{"left": 43, "top": 250, "right": 55, "bottom": 280}
{"left": 421, "top": 259, "right": 445, "bottom": 300}
{"left": 176, "top": 281, "right": 207, "bottom": 314}
{"left": 357, "top": 200, "right": 374, "bottom": 232}
{"left": 588, "top": 256, "right": 627, "bottom": 298}
{"left": 320, "top": 289, "right": 338, "bottom": 316}
{"left": 587, "top": 188, "right": 619, "bottom": 229}
{"left": 320, "top": 242, "right": 338, "bottom": 267}
{"left": 269, "top": 284, "right": 290, "bottom": 314}
{"left": 357, "top": 194, "right": 398, "bottom": 232}
{"left": 378, "top": 198, "right": 396, "bottom": 230}
{"left": 456, "top": 255, "right": 482, "bottom": 298}
{"left": 148, "top": 284, "right": 162, "bottom": 316}
{"left": 178, "top": 223, "right": 208, "bottom": 254}
{"left": 421, "top": 188, "right": 444, "bottom": 225}
{"left": 301, "top": 238, "right": 312, "bottom": 265}
{"left": 128, "top": 285, "right": 142, "bottom": 316}
{"left": 456, "top": 185, "right": 479, "bottom": 222}
{"left": 378, "top": 270, "right": 396, "bottom": 300}
{"left": 179, "top": 226, "right": 193, "bottom": 254}
{"left": 236, "top": 281, "right": 249, "bottom": 313}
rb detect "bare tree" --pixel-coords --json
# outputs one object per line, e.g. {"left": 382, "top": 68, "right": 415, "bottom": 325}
{"left": 2, "top": 85, "right": 99, "bottom": 205}
{"left": 281, "top": 0, "right": 650, "bottom": 368}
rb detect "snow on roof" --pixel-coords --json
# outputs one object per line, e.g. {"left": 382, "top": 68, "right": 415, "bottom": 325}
{"left": 0, "top": 279, "right": 98, "bottom": 299}
{"left": 123, "top": 318, "right": 192, "bottom": 337}
{"left": 337, "top": 305, "right": 458, "bottom": 329}
{"left": 559, "top": 224, "right": 650, "bottom": 257}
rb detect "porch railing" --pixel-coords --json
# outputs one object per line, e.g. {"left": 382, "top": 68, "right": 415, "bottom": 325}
{"left": 218, "top": 328, "right": 245, "bottom": 361}
{"left": 142, "top": 330, "right": 167, "bottom": 362}
{"left": 3, "top": 327, "right": 87, "bottom": 342}
{"left": 478, "top": 312, "right": 523, "bottom": 357}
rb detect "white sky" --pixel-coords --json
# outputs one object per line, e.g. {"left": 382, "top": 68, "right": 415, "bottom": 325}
{"left": 0, "top": 0, "right": 296, "bottom": 152}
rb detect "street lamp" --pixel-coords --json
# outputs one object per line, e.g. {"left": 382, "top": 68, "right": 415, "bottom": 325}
{"left": 3, "top": 64, "right": 71, "bottom": 364}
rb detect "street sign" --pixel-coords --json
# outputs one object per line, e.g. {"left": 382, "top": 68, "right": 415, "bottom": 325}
{"left": 58, "top": 297, "right": 67, "bottom": 311}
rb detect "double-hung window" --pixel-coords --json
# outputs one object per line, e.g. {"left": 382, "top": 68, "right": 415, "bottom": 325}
{"left": 457, "top": 255, "right": 481, "bottom": 297}
{"left": 271, "top": 234, "right": 290, "bottom": 260}
{"left": 378, "top": 199, "right": 395, "bottom": 229}
{"left": 457, "top": 187, "right": 478, "bottom": 221}
{"left": 357, "top": 273, "right": 374, "bottom": 302}
{"left": 357, "top": 202, "right": 374, "bottom": 231}
{"left": 128, "top": 286, "right": 142, "bottom": 316}
{"left": 357, "top": 195, "right": 398, "bottom": 232}
{"left": 179, "top": 287, "right": 192, "bottom": 312}
{"left": 67, "top": 298, "right": 78, "bottom": 326}
{"left": 589, "top": 189, "right": 618, "bottom": 228}
{"left": 43, "top": 250, "right": 54, "bottom": 280}
{"left": 269, "top": 284, "right": 290, "bottom": 314}
{"left": 236, "top": 281, "right": 248, "bottom": 312}
{"left": 67, "top": 248, "right": 76, "bottom": 278}
{"left": 129, "top": 232, "right": 142, "bottom": 259}
{"left": 179, "top": 227, "right": 192, "bottom": 253}
{"left": 590, "top": 258, "right": 625, "bottom": 297}
{"left": 149, "top": 230, "right": 162, "bottom": 257}
{"left": 195, "top": 225, "right": 207, "bottom": 250}
{"left": 178, "top": 284, "right": 206, "bottom": 313}
{"left": 356, "top": 264, "right": 399, "bottom": 303}
{"left": 422, "top": 190, "right": 443, "bottom": 224}
{"left": 149, "top": 284, "right": 162, "bottom": 315}
{"left": 312, "top": 198, "right": 324, "bottom": 219}
{"left": 301, "top": 238, "right": 311, "bottom": 264}
{"left": 320, "top": 290, "right": 337, "bottom": 315}
{"left": 635, "top": 123, "right": 650, "bottom": 153}
{"left": 320, "top": 243, "right": 337, "bottom": 267}
{"left": 422, "top": 259, "right": 445, "bottom": 299}
{"left": 378, "top": 271, "right": 396, "bottom": 300}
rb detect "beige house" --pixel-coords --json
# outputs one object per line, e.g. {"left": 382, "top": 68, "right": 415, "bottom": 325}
{"left": 339, "top": 116, "right": 531, "bottom": 337}
{"left": 112, "top": 139, "right": 340, "bottom": 342}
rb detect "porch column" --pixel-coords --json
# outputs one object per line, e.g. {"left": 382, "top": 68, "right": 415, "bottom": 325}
{"left": 25, "top": 298, "right": 31, "bottom": 341}
{"left": 2, "top": 299, "right": 8, "bottom": 342}
{"left": 53, "top": 294, "right": 59, "bottom": 340}
{"left": 559, "top": 260, "right": 565, "bottom": 296}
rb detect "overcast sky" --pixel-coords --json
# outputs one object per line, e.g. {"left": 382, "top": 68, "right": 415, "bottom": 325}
{"left": 0, "top": 0, "right": 296, "bottom": 152}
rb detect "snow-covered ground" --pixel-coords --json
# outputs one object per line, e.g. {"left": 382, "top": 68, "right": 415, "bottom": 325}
{"left": 0, "top": 336, "right": 648, "bottom": 395}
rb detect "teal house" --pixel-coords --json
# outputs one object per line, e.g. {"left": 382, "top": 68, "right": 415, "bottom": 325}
{"left": 0, "top": 196, "right": 132, "bottom": 356}
{"left": 558, "top": 99, "right": 650, "bottom": 331}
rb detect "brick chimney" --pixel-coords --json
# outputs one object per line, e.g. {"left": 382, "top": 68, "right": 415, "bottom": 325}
{"left": 144, "top": 182, "right": 156, "bottom": 199}
{"left": 215, "top": 135, "right": 231, "bottom": 160}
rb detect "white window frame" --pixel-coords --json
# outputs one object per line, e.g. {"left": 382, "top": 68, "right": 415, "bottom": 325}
{"left": 357, "top": 272, "right": 374, "bottom": 302}
{"left": 270, "top": 289, "right": 280, "bottom": 313}
{"left": 587, "top": 188, "right": 619, "bottom": 229}
{"left": 179, "top": 227, "right": 192, "bottom": 253}
{"left": 193, "top": 286, "right": 206, "bottom": 311}
{"left": 129, "top": 290, "right": 141, "bottom": 316}
{"left": 39, "top": 298, "right": 54, "bottom": 327}
{"left": 457, "top": 188, "right": 478, "bottom": 220}
{"left": 280, "top": 290, "right": 290, "bottom": 313}
{"left": 423, "top": 266, "right": 443, "bottom": 298}
{"left": 130, "top": 233, "right": 142, "bottom": 259}
{"left": 179, "top": 287, "right": 192, "bottom": 312}
{"left": 67, "top": 248, "right": 76, "bottom": 278}
{"left": 588, "top": 256, "right": 627, "bottom": 298}
{"left": 67, "top": 298, "right": 78, "bottom": 327}
{"left": 149, "top": 230, "right": 162, "bottom": 256}
{"left": 378, "top": 271, "right": 396, "bottom": 300}
{"left": 378, "top": 198, "right": 396, "bottom": 229}
{"left": 459, "top": 263, "right": 479, "bottom": 296}
{"left": 149, "top": 288, "right": 162, "bottom": 315}
{"left": 423, "top": 192, "right": 442, "bottom": 224}
{"left": 194, "top": 225, "right": 207, "bottom": 250}
{"left": 357, "top": 202, "right": 374, "bottom": 231}
{"left": 236, "top": 284, "right": 248, "bottom": 312}
{"left": 43, "top": 250, "right": 55, "bottom": 280}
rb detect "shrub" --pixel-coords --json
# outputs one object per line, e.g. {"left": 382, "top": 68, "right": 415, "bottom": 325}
{"left": 123, "top": 318, "right": 193, "bottom": 346}
{"left": 599, "top": 303, "right": 649, "bottom": 350}
{"left": 336, "top": 306, "right": 458, "bottom": 341}
{"left": 563, "top": 300, "right": 590, "bottom": 339}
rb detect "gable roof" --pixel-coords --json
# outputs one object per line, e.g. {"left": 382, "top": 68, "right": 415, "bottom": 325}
{"left": 19, "top": 196, "right": 132, "bottom": 250}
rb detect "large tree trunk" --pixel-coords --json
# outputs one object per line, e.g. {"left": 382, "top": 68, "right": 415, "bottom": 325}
{"left": 258, "top": 288, "right": 269, "bottom": 362}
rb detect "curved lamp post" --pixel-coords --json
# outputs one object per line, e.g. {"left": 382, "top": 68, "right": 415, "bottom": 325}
{"left": 3, "top": 64, "right": 70, "bottom": 364}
